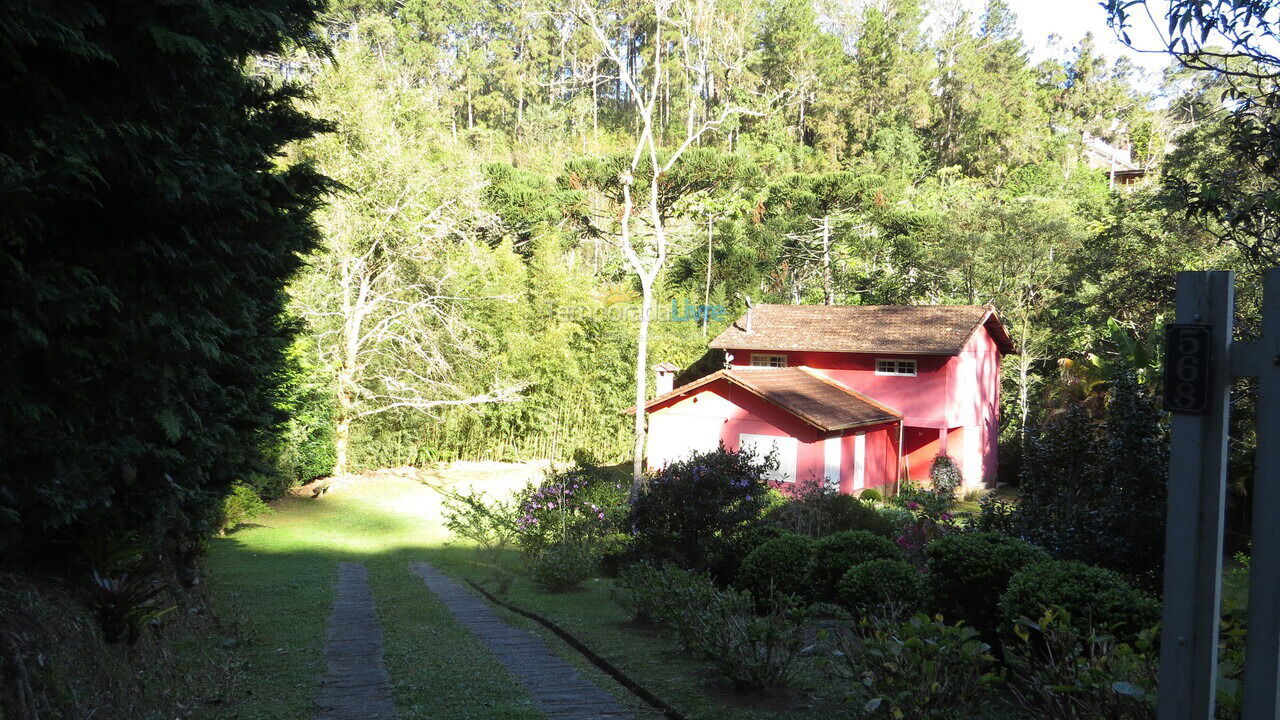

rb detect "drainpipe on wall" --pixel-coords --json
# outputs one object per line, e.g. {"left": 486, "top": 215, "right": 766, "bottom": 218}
{"left": 896, "top": 421, "right": 906, "bottom": 497}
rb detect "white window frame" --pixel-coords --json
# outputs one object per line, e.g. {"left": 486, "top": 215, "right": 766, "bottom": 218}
{"left": 875, "top": 358, "right": 917, "bottom": 376}
{"left": 853, "top": 433, "right": 866, "bottom": 489}
{"left": 823, "top": 437, "right": 841, "bottom": 487}
{"left": 738, "top": 433, "right": 797, "bottom": 483}
{"left": 750, "top": 353, "right": 788, "bottom": 368}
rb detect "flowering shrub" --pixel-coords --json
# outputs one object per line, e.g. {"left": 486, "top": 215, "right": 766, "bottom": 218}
{"left": 515, "top": 465, "right": 627, "bottom": 557}
{"left": 836, "top": 613, "right": 998, "bottom": 719}
{"left": 837, "top": 558, "right": 924, "bottom": 617}
{"left": 736, "top": 533, "right": 815, "bottom": 603}
{"left": 924, "top": 532, "right": 1048, "bottom": 634}
{"left": 892, "top": 510, "right": 955, "bottom": 566}
{"left": 805, "top": 530, "right": 905, "bottom": 602}
{"left": 929, "top": 454, "right": 963, "bottom": 500}
{"left": 627, "top": 447, "right": 773, "bottom": 572}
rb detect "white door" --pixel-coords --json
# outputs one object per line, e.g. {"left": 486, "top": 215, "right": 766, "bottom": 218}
{"left": 739, "top": 433, "right": 797, "bottom": 483}
{"left": 823, "top": 437, "right": 841, "bottom": 487}
{"left": 853, "top": 433, "right": 866, "bottom": 490}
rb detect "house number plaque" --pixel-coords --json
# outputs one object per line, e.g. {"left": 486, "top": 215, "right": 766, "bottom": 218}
{"left": 1164, "top": 323, "right": 1212, "bottom": 414}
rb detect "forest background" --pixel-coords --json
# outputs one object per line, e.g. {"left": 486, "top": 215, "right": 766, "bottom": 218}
{"left": 265, "top": 0, "right": 1266, "bottom": 495}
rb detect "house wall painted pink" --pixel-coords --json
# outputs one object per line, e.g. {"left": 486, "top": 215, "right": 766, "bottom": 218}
{"left": 723, "top": 325, "right": 1002, "bottom": 487}
{"left": 644, "top": 382, "right": 900, "bottom": 492}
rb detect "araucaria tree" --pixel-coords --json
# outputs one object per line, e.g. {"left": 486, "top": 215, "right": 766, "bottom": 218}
{"left": 0, "top": 0, "right": 328, "bottom": 567}
{"left": 574, "top": 0, "right": 761, "bottom": 491}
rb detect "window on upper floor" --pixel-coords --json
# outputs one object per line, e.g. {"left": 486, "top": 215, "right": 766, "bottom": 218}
{"left": 875, "top": 358, "right": 917, "bottom": 376}
{"left": 750, "top": 353, "right": 787, "bottom": 368}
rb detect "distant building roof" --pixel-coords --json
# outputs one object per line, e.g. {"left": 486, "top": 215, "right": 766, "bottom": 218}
{"left": 635, "top": 366, "right": 901, "bottom": 432}
{"left": 709, "top": 304, "right": 1014, "bottom": 356}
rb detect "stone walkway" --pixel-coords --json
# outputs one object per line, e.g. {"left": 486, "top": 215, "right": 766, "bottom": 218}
{"left": 316, "top": 562, "right": 398, "bottom": 720}
{"left": 411, "top": 561, "right": 636, "bottom": 719}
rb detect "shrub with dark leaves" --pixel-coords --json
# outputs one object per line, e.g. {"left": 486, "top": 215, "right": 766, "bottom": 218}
{"left": 924, "top": 532, "right": 1048, "bottom": 633}
{"left": 836, "top": 558, "right": 924, "bottom": 617}
{"left": 627, "top": 447, "right": 772, "bottom": 572}
{"left": 1000, "top": 560, "right": 1160, "bottom": 641}
{"left": 805, "top": 530, "right": 905, "bottom": 602}
{"left": 736, "top": 533, "right": 815, "bottom": 602}
{"left": 529, "top": 543, "right": 597, "bottom": 592}
{"left": 765, "top": 482, "right": 892, "bottom": 538}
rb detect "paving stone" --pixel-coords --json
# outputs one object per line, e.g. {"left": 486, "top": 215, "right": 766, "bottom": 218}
{"left": 411, "top": 561, "right": 636, "bottom": 720}
{"left": 316, "top": 562, "right": 398, "bottom": 720}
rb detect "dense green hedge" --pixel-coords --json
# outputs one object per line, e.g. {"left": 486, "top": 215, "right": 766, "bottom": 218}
{"left": 0, "top": 0, "right": 327, "bottom": 566}
{"left": 925, "top": 532, "right": 1049, "bottom": 632}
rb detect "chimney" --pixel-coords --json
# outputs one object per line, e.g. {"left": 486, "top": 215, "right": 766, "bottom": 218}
{"left": 744, "top": 295, "right": 754, "bottom": 333}
{"left": 653, "top": 362, "right": 679, "bottom": 396}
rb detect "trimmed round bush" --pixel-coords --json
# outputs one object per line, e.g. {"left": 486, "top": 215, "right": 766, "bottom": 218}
{"left": 858, "top": 488, "right": 883, "bottom": 503}
{"left": 999, "top": 560, "right": 1160, "bottom": 638}
{"left": 837, "top": 558, "right": 924, "bottom": 615}
{"left": 707, "top": 523, "right": 785, "bottom": 584}
{"left": 806, "top": 530, "right": 905, "bottom": 602}
{"left": 737, "top": 533, "right": 816, "bottom": 601}
{"left": 924, "top": 532, "right": 1049, "bottom": 632}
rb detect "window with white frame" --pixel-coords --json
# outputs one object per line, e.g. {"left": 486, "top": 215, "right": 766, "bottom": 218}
{"left": 875, "top": 358, "right": 917, "bottom": 376}
{"left": 750, "top": 353, "right": 788, "bottom": 368}
{"left": 738, "top": 433, "right": 797, "bottom": 483}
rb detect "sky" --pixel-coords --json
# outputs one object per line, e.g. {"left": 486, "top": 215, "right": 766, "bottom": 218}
{"left": 955, "top": 0, "right": 1174, "bottom": 88}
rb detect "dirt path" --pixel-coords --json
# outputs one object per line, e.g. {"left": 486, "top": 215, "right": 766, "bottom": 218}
{"left": 315, "top": 562, "right": 397, "bottom": 720}
{"left": 411, "top": 561, "right": 635, "bottom": 719}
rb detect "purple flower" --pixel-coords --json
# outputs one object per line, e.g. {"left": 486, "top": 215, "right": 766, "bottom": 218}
{"left": 907, "top": 501, "right": 920, "bottom": 511}
{"left": 548, "top": 502, "right": 556, "bottom": 509}
{"left": 598, "top": 512, "right": 605, "bottom": 520}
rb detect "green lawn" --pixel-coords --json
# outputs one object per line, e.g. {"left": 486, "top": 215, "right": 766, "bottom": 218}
{"left": 202, "top": 472, "right": 551, "bottom": 720}
{"left": 200, "top": 469, "right": 858, "bottom": 720}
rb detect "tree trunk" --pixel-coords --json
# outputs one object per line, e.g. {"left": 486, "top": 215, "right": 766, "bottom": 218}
{"left": 822, "top": 214, "right": 833, "bottom": 305}
{"left": 703, "top": 214, "right": 713, "bottom": 335}
{"left": 631, "top": 276, "right": 654, "bottom": 495}
{"left": 334, "top": 414, "right": 351, "bottom": 478}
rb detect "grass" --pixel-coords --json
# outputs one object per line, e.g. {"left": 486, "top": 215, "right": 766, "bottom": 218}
{"left": 198, "top": 468, "right": 857, "bottom": 720}
{"left": 201, "top": 472, "right": 547, "bottom": 719}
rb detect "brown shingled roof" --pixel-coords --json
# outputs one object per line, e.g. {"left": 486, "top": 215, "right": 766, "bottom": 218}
{"left": 709, "top": 304, "right": 1014, "bottom": 355}
{"left": 635, "top": 367, "right": 901, "bottom": 432}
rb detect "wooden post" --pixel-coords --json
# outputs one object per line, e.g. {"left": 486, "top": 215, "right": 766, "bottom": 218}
{"left": 1239, "top": 268, "right": 1280, "bottom": 720}
{"left": 1158, "top": 271, "right": 1235, "bottom": 720}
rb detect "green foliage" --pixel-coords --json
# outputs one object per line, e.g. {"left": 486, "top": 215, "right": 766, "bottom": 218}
{"left": 219, "top": 485, "right": 274, "bottom": 534}
{"left": 81, "top": 536, "right": 176, "bottom": 645}
{"left": 766, "top": 484, "right": 893, "bottom": 538}
{"left": 1018, "top": 373, "right": 1168, "bottom": 587}
{"left": 441, "top": 489, "right": 520, "bottom": 571}
{"left": 858, "top": 489, "right": 883, "bottom": 503}
{"left": 928, "top": 454, "right": 963, "bottom": 500}
{"left": 924, "top": 532, "right": 1049, "bottom": 633}
{"left": 690, "top": 588, "right": 810, "bottom": 690}
{"left": 0, "top": 0, "right": 328, "bottom": 564}
{"left": 836, "top": 559, "right": 924, "bottom": 617}
{"left": 737, "top": 533, "right": 816, "bottom": 602}
{"left": 838, "top": 614, "right": 998, "bottom": 719}
{"left": 1004, "top": 608, "right": 1159, "bottom": 719}
{"left": 1000, "top": 560, "right": 1160, "bottom": 640}
{"left": 529, "top": 543, "right": 597, "bottom": 592}
{"left": 627, "top": 448, "right": 773, "bottom": 573}
{"left": 805, "top": 530, "right": 905, "bottom": 602}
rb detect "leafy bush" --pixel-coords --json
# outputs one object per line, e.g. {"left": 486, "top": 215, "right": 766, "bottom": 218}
{"left": 1000, "top": 560, "right": 1160, "bottom": 640}
{"left": 690, "top": 587, "right": 810, "bottom": 690}
{"left": 516, "top": 465, "right": 627, "bottom": 557}
{"left": 836, "top": 559, "right": 924, "bottom": 617}
{"left": 859, "top": 488, "right": 883, "bottom": 503}
{"left": 765, "top": 483, "right": 892, "bottom": 538}
{"left": 707, "top": 523, "right": 785, "bottom": 585}
{"left": 1004, "top": 608, "right": 1159, "bottom": 719}
{"left": 529, "top": 543, "right": 597, "bottom": 592}
{"left": 837, "top": 614, "right": 998, "bottom": 719}
{"left": 806, "top": 530, "right": 905, "bottom": 602}
{"left": 219, "top": 484, "right": 274, "bottom": 533}
{"left": 876, "top": 506, "right": 915, "bottom": 537}
{"left": 737, "top": 533, "right": 816, "bottom": 602}
{"left": 441, "top": 489, "right": 520, "bottom": 576}
{"left": 929, "top": 454, "right": 964, "bottom": 499}
{"left": 1018, "top": 373, "right": 1167, "bottom": 588}
{"left": 971, "top": 493, "right": 1019, "bottom": 535}
{"left": 611, "top": 562, "right": 717, "bottom": 631}
{"left": 924, "top": 532, "right": 1048, "bottom": 633}
{"left": 628, "top": 447, "right": 772, "bottom": 572}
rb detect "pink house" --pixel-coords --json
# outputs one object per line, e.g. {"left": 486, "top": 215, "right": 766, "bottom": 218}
{"left": 638, "top": 305, "right": 1014, "bottom": 492}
